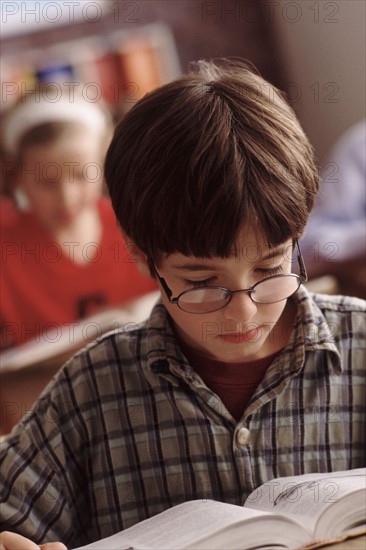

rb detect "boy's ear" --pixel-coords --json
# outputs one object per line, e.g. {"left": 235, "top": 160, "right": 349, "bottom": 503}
{"left": 121, "top": 231, "right": 151, "bottom": 277}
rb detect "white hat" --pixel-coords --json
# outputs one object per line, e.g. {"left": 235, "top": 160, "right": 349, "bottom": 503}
{"left": 2, "top": 88, "right": 109, "bottom": 155}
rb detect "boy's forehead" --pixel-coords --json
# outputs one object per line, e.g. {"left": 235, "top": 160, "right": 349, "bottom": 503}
{"left": 163, "top": 231, "right": 292, "bottom": 267}
{"left": 233, "top": 228, "right": 292, "bottom": 258}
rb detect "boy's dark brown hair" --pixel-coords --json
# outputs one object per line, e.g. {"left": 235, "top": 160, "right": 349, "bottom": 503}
{"left": 105, "top": 59, "right": 319, "bottom": 262}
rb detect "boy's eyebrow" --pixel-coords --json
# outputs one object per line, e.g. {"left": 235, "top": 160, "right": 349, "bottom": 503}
{"left": 171, "top": 246, "right": 288, "bottom": 271}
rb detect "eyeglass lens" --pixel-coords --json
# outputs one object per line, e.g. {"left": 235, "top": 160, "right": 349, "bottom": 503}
{"left": 178, "top": 275, "right": 301, "bottom": 313}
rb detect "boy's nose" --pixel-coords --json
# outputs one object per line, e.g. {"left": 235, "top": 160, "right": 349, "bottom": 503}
{"left": 222, "top": 290, "right": 258, "bottom": 322}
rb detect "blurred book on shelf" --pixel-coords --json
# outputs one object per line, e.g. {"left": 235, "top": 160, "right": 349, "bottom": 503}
{"left": 0, "top": 23, "right": 181, "bottom": 114}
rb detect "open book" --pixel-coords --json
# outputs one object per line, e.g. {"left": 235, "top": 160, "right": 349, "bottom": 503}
{"left": 0, "top": 291, "right": 160, "bottom": 373}
{"left": 73, "top": 468, "right": 365, "bottom": 550}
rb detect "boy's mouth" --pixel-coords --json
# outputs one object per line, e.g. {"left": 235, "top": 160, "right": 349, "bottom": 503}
{"left": 218, "top": 327, "right": 261, "bottom": 343}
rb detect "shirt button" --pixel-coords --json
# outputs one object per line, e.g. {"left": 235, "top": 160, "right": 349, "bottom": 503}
{"left": 236, "top": 427, "right": 250, "bottom": 446}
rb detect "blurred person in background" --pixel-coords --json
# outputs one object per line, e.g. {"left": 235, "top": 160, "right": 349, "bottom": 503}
{"left": 302, "top": 120, "right": 366, "bottom": 298}
{"left": 0, "top": 86, "right": 157, "bottom": 351}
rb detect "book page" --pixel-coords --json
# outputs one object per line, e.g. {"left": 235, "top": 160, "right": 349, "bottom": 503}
{"left": 0, "top": 291, "right": 160, "bottom": 372}
{"left": 245, "top": 468, "right": 366, "bottom": 536}
{"left": 72, "top": 499, "right": 291, "bottom": 550}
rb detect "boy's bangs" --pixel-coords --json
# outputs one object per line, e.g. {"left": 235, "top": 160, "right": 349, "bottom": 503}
{"left": 140, "top": 153, "right": 295, "bottom": 261}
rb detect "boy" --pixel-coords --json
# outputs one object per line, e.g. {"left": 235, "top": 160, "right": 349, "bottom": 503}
{"left": 1, "top": 59, "right": 365, "bottom": 549}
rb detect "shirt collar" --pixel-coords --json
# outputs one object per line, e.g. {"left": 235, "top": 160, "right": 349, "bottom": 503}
{"left": 145, "top": 300, "right": 195, "bottom": 384}
{"left": 280, "top": 285, "right": 342, "bottom": 374}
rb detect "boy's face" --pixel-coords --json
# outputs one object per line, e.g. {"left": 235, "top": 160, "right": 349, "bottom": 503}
{"left": 17, "top": 128, "right": 104, "bottom": 233}
{"left": 155, "top": 228, "right": 297, "bottom": 363}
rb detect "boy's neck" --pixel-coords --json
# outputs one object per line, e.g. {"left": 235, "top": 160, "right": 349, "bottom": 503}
{"left": 180, "top": 338, "right": 283, "bottom": 422}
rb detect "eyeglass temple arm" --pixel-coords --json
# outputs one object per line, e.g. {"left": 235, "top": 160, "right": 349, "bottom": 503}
{"left": 295, "top": 240, "right": 308, "bottom": 282}
{"left": 148, "top": 259, "right": 173, "bottom": 300}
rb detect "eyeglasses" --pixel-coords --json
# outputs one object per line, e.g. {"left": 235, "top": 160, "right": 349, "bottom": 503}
{"left": 151, "top": 240, "right": 307, "bottom": 314}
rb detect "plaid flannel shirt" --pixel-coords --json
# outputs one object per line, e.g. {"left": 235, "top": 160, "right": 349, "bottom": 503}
{"left": 1, "top": 287, "right": 365, "bottom": 546}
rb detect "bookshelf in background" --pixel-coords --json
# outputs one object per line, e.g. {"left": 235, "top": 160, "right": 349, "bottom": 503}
{"left": 0, "top": 23, "right": 181, "bottom": 117}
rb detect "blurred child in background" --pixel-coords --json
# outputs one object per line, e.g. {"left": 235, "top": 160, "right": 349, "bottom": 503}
{"left": 0, "top": 87, "right": 157, "bottom": 351}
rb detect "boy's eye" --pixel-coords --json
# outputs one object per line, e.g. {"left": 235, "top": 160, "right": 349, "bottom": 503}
{"left": 184, "top": 276, "right": 218, "bottom": 289}
{"left": 182, "top": 265, "right": 284, "bottom": 290}
{"left": 256, "top": 265, "right": 284, "bottom": 277}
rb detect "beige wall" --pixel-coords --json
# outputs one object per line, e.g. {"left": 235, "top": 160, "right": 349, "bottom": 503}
{"left": 274, "top": 0, "right": 365, "bottom": 165}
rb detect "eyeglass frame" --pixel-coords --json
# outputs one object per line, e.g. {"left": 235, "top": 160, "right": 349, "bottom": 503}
{"left": 150, "top": 239, "right": 308, "bottom": 313}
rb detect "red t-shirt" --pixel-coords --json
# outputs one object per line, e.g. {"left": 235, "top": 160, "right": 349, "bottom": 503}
{"left": 181, "top": 342, "right": 282, "bottom": 422}
{"left": 0, "top": 197, "right": 157, "bottom": 350}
